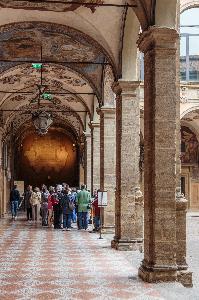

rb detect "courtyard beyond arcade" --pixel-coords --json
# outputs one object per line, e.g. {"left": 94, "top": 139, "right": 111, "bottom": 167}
{"left": 0, "top": 213, "right": 198, "bottom": 300}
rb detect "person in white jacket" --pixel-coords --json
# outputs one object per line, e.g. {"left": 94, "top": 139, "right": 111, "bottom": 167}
{"left": 30, "top": 187, "right": 41, "bottom": 222}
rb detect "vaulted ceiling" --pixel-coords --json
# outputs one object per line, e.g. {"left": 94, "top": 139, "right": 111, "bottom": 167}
{"left": 0, "top": 0, "right": 177, "bottom": 142}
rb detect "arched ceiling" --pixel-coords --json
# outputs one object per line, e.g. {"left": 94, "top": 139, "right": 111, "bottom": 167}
{"left": 0, "top": 0, "right": 178, "bottom": 141}
{"left": 4, "top": 102, "right": 84, "bottom": 141}
{"left": 0, "top": 21, "right": 111, "bottom": 98}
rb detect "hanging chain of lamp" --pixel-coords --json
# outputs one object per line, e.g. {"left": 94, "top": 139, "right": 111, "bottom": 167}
{"left": 31, "top": 58, "right": 54, "bottom": 135}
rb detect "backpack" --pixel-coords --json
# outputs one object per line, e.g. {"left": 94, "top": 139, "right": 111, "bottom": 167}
{"left": 68, "top": 200, "right": 75, "bottom": 211}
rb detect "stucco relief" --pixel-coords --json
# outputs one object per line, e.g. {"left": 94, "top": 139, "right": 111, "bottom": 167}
{"left": 0, "top": 0, "right": 103, "bottom": 13}
{"left": 103, "top": 65, "right": 115, "bottom": 105}
{"left": 10, "top": 95, "right": 25, "bottom": 102}
{"left": 0, "top": 63, "right": 93, "bottom": 92}
{"left": 180, "top": 86, "right": 188, "bottom": 103}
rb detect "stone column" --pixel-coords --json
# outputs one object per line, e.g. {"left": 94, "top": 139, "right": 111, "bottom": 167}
{"left": 174, "top": 4, "right": 192, "bottom": 287}
{"left": 137, "top": 27, "right": 180, "bottom": 282}
{"left": 0, "top": 140, "right": 3, "bottom": 217}
{"left": 90, "top": 122, "right": 100, "bottom": 194}
{"left": 98, "top": 106, "right": 116, "bottom": 231}
{"left": 111, "top": 81, "right": 143, "bottom": 250}
{"left": 84, "top": 132, "right": 92, "bottom": 192}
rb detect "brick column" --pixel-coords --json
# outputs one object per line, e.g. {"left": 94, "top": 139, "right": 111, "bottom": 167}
{"left": 98, "top": 106, "right": 116, "bottom": 231}
{"left": 111, "top": 81, "right": 143, "bottom": 250}
{"left": 137, "top": 27, "right": 180, "bottom": 282}
{"left": 90, "top": 122, "right": 100, "bottom": 194}
{"left": 84, "top": 132, "right": 92, "bottom": 192}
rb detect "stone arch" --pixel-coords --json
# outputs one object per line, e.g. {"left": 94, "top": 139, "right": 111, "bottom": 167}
{"left": 155, "top": 0, "right": 178, "bottom": 28}
{"left": 181, "top": 120, "right": 199, "bottom": 141}
{"left": 0, "top": 21, "right": 117, "bottom": 100}
{"left": 0, "top": 7, "right": 116, "bottom": 68}
{"left": 181, "top": 106, "right": 199, "bottom": 118}
{"left": 121, "top": 7, "right": 140, "bottom": 81}
{"left": 180, "top": 0, "right": 199, "bottom": 13}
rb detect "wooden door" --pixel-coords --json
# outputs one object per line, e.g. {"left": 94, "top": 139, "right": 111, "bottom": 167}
{"left": 190, "top": 182, "right": 199, "bottom": 211}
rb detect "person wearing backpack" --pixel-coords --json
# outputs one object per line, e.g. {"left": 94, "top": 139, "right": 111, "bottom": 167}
{"left": 77, "top": 184, "right": 91, "bottom": 230}
{"left": 61, "top": 188, "right": 74, "bottom": 231}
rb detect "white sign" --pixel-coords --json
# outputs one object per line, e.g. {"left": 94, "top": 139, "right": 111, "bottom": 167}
{"left": 98, "top": 191, "right": 108, "bottom": 207}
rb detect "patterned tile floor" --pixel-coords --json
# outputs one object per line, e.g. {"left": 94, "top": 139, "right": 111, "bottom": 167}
{"left": 0, "top": 216, "right": 165, "bottom": 300}
{"left": 0, "top": 215, "right": 198, "bottom": 300}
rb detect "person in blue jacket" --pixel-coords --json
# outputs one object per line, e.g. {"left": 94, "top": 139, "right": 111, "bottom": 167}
{"left": 10, "top": 184, "right": 20, "bottom": 220}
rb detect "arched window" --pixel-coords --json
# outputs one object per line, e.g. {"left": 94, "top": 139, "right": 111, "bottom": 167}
{"left": 180, "top": 8, "right": 199, "bottom": 81}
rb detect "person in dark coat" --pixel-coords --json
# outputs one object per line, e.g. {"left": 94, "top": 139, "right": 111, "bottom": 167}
{"left": 40, "top": 185, "right": 49, "bottom": 226}
{"left": 51, "top": 186, "right": 63, "bottom": 229}
{"left": 10, "top": 184, "right": 20, "bottom": 220}
{"left": 24, "top": 185, "right": 33, "bottom": 221}
{"left": 61, "top": 188, "right": 74, "bottom": 231}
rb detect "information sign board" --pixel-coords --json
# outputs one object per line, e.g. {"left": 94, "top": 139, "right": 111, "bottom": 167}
{"left": 98, "top": 191, "right": 108, "bottom": 207}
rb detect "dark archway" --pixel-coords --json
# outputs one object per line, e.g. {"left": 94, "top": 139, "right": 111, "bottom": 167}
{"left": 14, "top": 127, "right": 80, "bottom": 188}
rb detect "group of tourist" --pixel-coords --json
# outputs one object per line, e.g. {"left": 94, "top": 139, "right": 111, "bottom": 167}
{"left": 10, "top": 183, "right": 101, "bottom": 231}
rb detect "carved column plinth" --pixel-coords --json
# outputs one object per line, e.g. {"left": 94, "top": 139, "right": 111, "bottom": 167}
{"left": 137, "top": 27, "right": 180, "bottom": 282}
{"left": 90, "top": 122, "right": 100, "bottom": 194}
{"left": 98, "top": 106, "right": 116, "bottom": 232}
{"left": 84, "top": 131, "right": 92, "bottom": 191}
{"left": 111, "top": 81, "right": 143, "bottom": 251}
{"left": 176, "top": 193, "right": 193, "bottom": 287}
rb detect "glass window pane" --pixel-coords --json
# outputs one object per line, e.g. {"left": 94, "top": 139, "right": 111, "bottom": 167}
{"left": 189, "top": 36, "right": 199, "bottom": 81}
{"left": 181, "top": 8, "right": 199, "bottom": 35}
{"left": 180, "top": 36, "right": 186, "bottom": 57}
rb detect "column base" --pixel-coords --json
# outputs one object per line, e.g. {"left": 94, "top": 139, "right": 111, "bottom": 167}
{"left": 111, "top": 238, "right": 143, "bottom": 251}
{"left": 177, "top": 270, "right": 193, "bottom": 287}
{"left": 138, "top": 264, "right": 178, "bottom": 283}
{"left": 102, "top": 225, "right": 115, "bottom": 234}
{"left": 177, "top": 263, "right": 188, "bottom": 271}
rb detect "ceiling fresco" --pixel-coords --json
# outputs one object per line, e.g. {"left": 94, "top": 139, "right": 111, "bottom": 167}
{"left": 0, "top": 22, "right": 111, "bottom": 98}
{"left": 0, "top": 0, "right": 104, "bottom": 13}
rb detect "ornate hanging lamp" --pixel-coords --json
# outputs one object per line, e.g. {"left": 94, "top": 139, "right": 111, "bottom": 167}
{"left": 32, "top": 111, "right": 53, "bottom": 136}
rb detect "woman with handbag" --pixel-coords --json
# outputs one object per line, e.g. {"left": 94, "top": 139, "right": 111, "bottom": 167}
{"left": 30, "top": 187, "right": 41, "bottom": 223}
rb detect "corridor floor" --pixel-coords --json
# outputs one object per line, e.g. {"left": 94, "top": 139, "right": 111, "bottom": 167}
{"left": 0, "top": 215, "right": 199, "bottom": 300}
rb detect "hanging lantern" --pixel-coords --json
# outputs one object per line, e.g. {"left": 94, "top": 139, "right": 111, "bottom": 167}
{"left": 41, "top": 93, "right": 53, "bottom": 101}
{"left": 32, "top": 111, "right": 53, "bottom": 135}
{"left": 32, "top": 63, "right": 43, "bottom": 69}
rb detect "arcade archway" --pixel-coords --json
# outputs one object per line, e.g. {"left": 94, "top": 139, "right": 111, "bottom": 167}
{"left": 14, "top": 126, "right": 80, "bottom": 188}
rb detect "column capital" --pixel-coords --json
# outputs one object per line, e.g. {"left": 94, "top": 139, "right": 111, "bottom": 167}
{"left": 83, "top": 131, "right": 91, "bottom": 139}
{"left": 89, "top": 121, "right": 100, "bottom": 129}
{"left": 97, "top": 106, "right": 116, "bottom": 117}
{"left": 137, "top": 26, "right": 179, "bottom": 53}
{"left": 112, "top": 80, "right": 140, "bottom": 97}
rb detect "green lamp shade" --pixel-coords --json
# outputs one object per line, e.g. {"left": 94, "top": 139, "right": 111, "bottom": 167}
{"left": 41, "top": 93, "right": 53, "bottom": 100}
{"left": 32, "top": 63, "right": 43, "bottom": 69}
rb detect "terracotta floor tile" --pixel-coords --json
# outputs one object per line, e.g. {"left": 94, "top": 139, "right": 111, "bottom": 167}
{"left": 34, "top": 292, "right": 61, "bottom": 300}
{"left": 0, "top": 217, "right": 165, "bottom": 300}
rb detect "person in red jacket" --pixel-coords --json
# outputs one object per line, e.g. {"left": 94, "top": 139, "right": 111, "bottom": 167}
{"left": 92, "top": 190, "right": 100, "bottom": 231}
{"left": 48, "top": 186, "right": 54, "bottom": 227}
